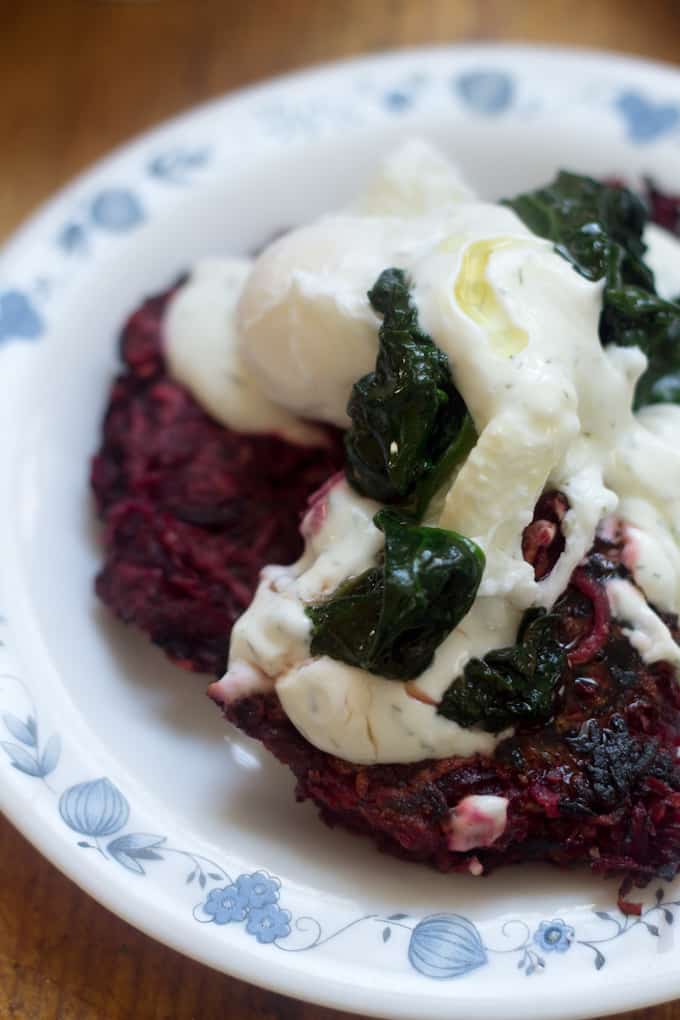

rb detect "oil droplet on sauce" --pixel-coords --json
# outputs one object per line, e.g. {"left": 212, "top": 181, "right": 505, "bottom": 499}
{"left": 455, "top": 237, "right": 531, "bottom": 356}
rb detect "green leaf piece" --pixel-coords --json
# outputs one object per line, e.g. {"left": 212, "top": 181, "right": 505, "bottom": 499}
{"left": 437, "top": 610, "right": 566, "bottom": 732}
{"left": 505, "top": 170, "right": 680, "bottom": 411}
{"left": 601, "top": 284, "right": 680, "bottom": 409}
{"left": 307, "top": 508, "right": 485, "bottom": 680}
{"left": 504, "top": 170, "right": 650, "bottom": 286}
{"left": 345, "top": 267, "right": 469, "bottom": 506}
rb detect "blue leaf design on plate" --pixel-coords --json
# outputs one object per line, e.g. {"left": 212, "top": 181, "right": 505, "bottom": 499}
{"left": 456, "top": 71, "right": 514, "bottom": 114}
{"left": 109, "top": 849, "right": 146, "bottom": 874}
{"left": 107, "top": 833, "right": 165, "bottom": 874}
{"left": 39, "top": 734, "right": 61, "bottom": 776}
{"left": 90, "top": 189, "right": 144, "bottom": 232}
{"left": 107, "top": 832, "right": 166, "bottom": 854}
{"left": 0, "top": 742, "right": 42, "bottom": 777}
{"left": 408, "top": 914, "right": 487, "bottom": 979}
{"left": 148, "top": 148, "right": 210, "bottom": 184}
{"left": 59, "top": 777, "right": 130, "bottom": 837}
{"left": 2, "top": 713, "right": 37, "bottom": 747}
{"left": 57, "top": 222, "right": 88, "bottom": 254}
{"left": 615, "top": 91, "right": 680, "bottom": 143}
{"left": 0, "top": 290, "right": 44, "bottom": 343}
{"left": 384, "top": 90, "right": 413, "bottom": 112}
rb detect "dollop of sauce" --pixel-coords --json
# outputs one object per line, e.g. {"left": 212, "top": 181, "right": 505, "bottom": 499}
{"left": 170, "top": 140, "right": 680, "bottom": 764}
{"left": 165, "top": 257, "right": 323, "bottom": 445}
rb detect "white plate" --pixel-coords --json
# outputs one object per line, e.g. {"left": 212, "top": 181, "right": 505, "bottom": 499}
{"left": 3, "top": 44, "right": 680, "bottom": 1020}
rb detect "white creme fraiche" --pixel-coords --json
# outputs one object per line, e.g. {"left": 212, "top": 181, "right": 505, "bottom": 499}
{"left": 167, "top": 140, "right": 680, "bottom": 764}
{"left": 164, "top": 257, "right": 324, "bottom": 445}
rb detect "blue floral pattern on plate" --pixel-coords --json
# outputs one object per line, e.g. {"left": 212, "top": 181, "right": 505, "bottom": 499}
{"left": 1, "top": 675, "right": 678, "bottom": 980}
{"left": 90, "top": 189, "right": 144, "bottom": 232}
{"left": 60, "top": 777, "right": 130, "bottom": 838}
{"left": 533, "top": 918, "right": 574, "bottom": 954}
{"left": 56, "top": 188, "right": 144, "bottom": 257}
{"left": 57, "top": 222, "right": 89, "bottom": 255}
{"left": 204, "top": 885, "right": 249, "bottom": 924}
{"left": 0, "top": 290, "right": 44, "bottom": 344}
{"left": 408, "top": 914, "right": 487, "bottom": 978}
{"left": 3, "top": 52, "right": 680, "bottom": 1005}
{"left": 148, "top": 147, "right": 211, "bottom": 184}
{"left": 2, "top": 59, "right": 676, "bottom": 351}
{"left": 456, "top": 70, "right": 514, "bottom": 114}
{"left": 616, "top": 90, "right": 680, "bottom": 142}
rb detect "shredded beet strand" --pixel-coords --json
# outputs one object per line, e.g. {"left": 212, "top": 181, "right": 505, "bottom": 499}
{"left": 567, "top": 568, "right": 612, "bottom": 666}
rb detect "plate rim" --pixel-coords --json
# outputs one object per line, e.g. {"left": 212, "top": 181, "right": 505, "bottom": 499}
{"left": 3, "top": 41, "right": 680, "bottom": 1020}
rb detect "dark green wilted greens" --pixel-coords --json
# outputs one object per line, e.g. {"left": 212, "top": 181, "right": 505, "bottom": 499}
{"left": 437, "top": 610, "right": 566, "bottom": 732}
{"left": 345, "top": 268, "right": 469, "bottom": 505}
{"left": 504, "top": 171, "right": 651, "bottom": 286}
{"left": 506, "top": 171, "right": 680, "bottom": 409}
{"left": 403, "top": 412, "right": 477, "bottom": 520}
{"left": 601, "top": 285, "right": 680, "bottom": 406}
{"left": 316, "top": 269, "right": 483, "bottom": 683}
{"left": 307, "top": 508, "right": 485, "bottom": 680}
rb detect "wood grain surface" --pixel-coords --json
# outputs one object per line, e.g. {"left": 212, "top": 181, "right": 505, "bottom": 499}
{"left": 3, "top": 2, "right": 680, "bottom": 1018}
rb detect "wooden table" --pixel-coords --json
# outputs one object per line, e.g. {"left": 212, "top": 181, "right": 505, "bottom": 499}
{"left": 3, "top": 2, "right": 680, "bottom": 1017}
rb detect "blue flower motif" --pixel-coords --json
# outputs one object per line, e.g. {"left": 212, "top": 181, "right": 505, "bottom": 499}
{"left": 456, "top": 70, "right": 514, "bottom": 114}
{"left": 90, "top": 189, "right": 144, "bottom": 232}
{"left": 408, "top": 914, "right": 487, "bottom": 979}
{"left": 246, "top": 904, "right": 292, "bottom": 944}
{"left": 235, "top": 871, "right": 280, "bottom": 909}
{"left": 59, "top": 777, "right": 129, "bottom": 837}
{"left": 203, "top": 884, "right": 249, "bottom": 925}
{"left": 615, "top": 91, "right": 680, "bottom": 144}
{"left": 0, "top": 290, "right": 43, "bottom": 343}
{"left": 384, "top": 90, "right": 413, "bottom": 112}
{"left": 533, "top": 918, "right": 574, "bottom": 953}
